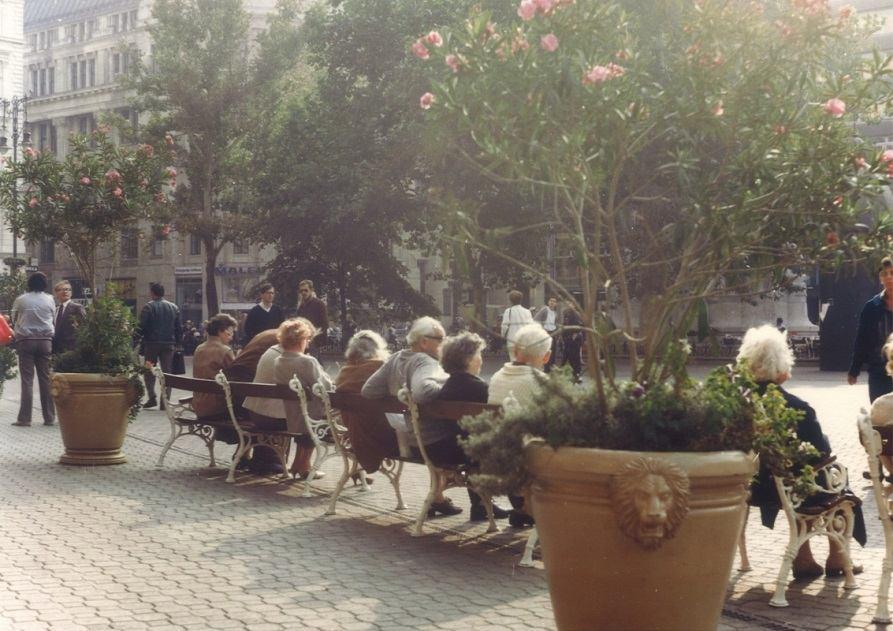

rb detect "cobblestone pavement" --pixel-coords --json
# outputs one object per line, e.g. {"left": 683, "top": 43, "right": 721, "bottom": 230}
{"left": 0, "top": 362, "right": 883, "bottom": 630}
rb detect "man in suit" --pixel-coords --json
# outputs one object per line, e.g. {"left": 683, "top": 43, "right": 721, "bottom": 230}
{"left": 51, "top": 281, "right": 86, "bottom": 355}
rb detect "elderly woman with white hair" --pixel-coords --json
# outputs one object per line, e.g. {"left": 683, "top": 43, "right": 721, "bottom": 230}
{"left": 334, "top": 330, "right": 398, "bottom": 478}
{"left": 739, "top": 324, "right": 865, "bottom": 580}
{"left": 488, "top": 322, "right": 553, "bottom": 408}
{"left": 362, "top": 316, "right": 462, "bottom": 516}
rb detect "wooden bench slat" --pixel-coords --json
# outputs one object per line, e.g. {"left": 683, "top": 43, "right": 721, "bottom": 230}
{"left": 330, "top": 392, "right": 408, "bottom": 415}
{"left": 227, "top": 381, "right": 298, "bottom": 400}
{"left": 162, "top": 374, "right": 222, "bottom": 393}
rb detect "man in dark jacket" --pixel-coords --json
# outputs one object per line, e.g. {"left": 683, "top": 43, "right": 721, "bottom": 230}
{"left": 51, "top": 281, "right": 86, "bottom": 355}
{"left": 243, "top": 283, "right": 284, "bottom": 343}
{"left": 139, "top": 283, "right": 182, "bottom": 409}
{"left": 296, "top": 279, "right": 328, "bottom": 358}
{"left": 848, "top": 256, "right": 893, "bottom": 402}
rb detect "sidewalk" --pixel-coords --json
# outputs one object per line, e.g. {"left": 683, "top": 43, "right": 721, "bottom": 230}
{"left": 0, "top": 365, "right": 882, "bottom": 630}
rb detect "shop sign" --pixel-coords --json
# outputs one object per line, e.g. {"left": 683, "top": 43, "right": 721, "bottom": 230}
{"left": 175, "top": 266, "right": 204, "bottom": 276}
{"left": 215, "top": 265, "right": 260, "bottom": 276}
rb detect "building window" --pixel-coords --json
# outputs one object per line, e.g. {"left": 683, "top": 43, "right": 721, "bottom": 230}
{"left": 121, "top": 12, "right": 129, "bottom": 32}
{"left": 38, "top": 32, "right": 45, "bottom": 50}
{"left": 88, "top": 59, "right": 95, "bottom": 87}
{"left": 130, "top": 10, "right": 138, "bottom": 28}
{"left": 78, "top": 22, "right": 85, "bottom": 42}
{"left": 150, "top": 238, "right": 164, "bottom": 258}
{"left": 48, "top": 29, "right": 57, "bottom": 48}
{"left": 79, "top": 60, "right": 87, "bottom": 89}
{"left": 120, "top": 229, "right": 138, "bottom": 260}
{"left": 109, "top": 14, "right": 119, "bottom": 33}
{"left": 70, "top": 62, "right": 77, "bottom": 90}
{"left": 112, "top": 53, "right": 120, "bottom": 77}
{"left": 48, "top": 68, "right": 54, "bottom": 95}
{"left": 29, "top": 34, "right": 37, "bottom": 51}
{"left": 39, "top": 240, "right": 54, "bottom": 264}
{"left": 30, "top": 69, "right": 38, "bottom": 94}
{"left": 189, "top": 235, "right": 201, "bottom": 256}
{"left": 233, "top": 240, "right": 249, "bottom": 255}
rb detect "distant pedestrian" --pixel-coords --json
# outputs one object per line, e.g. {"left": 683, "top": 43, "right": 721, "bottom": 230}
{"left": 561, "top": 304, "right": 584, "bottom": 382}
{"left": 296, "top": 279, "right": 328, "bottom": 359}
{"left": 51, "top": 281, "right": 85, "bottom": 356}
{"left": 501, "top": 290, "right": 533, "bottom": 358}
{"left": 534, "top": 296, "right": 559, "bottom": 372}
{"left": 11, "top": 272, "right": 55, "bottom": 426}
{"left": 138, "top": 283, "right": 182, "bottom": 409}
{"left": 243, "top": 283, "right": 284, "bottom": 344}
{"left": 776, "top": 317, "right": 786, "bottom": 333}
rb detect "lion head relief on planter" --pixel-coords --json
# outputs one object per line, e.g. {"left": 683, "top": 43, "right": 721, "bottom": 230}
{"left": 612, "top": 456, "right": 691, "bottom": 550}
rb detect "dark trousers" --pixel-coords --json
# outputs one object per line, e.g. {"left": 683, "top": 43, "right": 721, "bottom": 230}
{"left": 144, "top": 342, "right": 174, "bottom": 402}
{"left": 869, "top": 371, "right": 893, "bottom": 403}
{"left": 562, "top": 336, "right": 583, "bottom": 380}
{"left": 17, "top": 339, "right": 54, "bottom": 424}
{"left": 425, "top": 429, "right": 483, "bottom": 507}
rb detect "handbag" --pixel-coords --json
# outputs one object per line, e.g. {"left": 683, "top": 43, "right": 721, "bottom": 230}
{"left": 171, "top": 350, "right": 186, "bottom": 375}
{"left": 0, "top": 315, "right": 13, "bottom": 346}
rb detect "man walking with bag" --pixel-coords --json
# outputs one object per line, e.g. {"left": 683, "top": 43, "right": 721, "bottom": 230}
{"left": 138, "top": 283, "right": 182, "bottom": 409}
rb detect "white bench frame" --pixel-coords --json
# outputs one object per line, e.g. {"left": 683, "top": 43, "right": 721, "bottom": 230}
{"left": 402, "top": 390, "right": 497, "bottom": 537}
{"left": 858, "top": 411, "right": 893, "bottom": 623}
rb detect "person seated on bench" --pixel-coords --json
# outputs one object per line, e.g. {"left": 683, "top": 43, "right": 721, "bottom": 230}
{"left": 870, "top": 334, "right": 893, "bottom": 476}
{"left": 243, "top": 318, "right": 332, "bottom": 479}
{"left": 487, "top": 322, "right": 552, "bottom": 528}
{"left": 334, "top": 330, "right": 397, "bottom": 478}
{"left": 435, "top": 331, "right": 510, "bottom": 522}
{"left": 192, "top": 314, "right": 238, "bottom": 418}
{"left": 362, "top": 316, "right": 460, "bottom": 516}
{"left": 739, "top": 324, "right": 866, "bottom": 579}
{"left": 489, "top": 322, "right": 552, "bottom": 409}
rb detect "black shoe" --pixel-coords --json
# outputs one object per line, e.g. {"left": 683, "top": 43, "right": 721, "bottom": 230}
{"left": 470, "top": 503, "right": 511, "bottom": 522}
{"left": 43, "top": 421, "right": 55, "bottom": 426}
{"left": 11, "top": 421, "right": 30, "bottom": 427}
{"left": 142, "top": 399, "right": 158, "bottom": 409}
{"left": 508, "top": 510, "right": 536, "bottom": 528}
{"left": 427, "top": 498, "right": 463, "bottom": 518}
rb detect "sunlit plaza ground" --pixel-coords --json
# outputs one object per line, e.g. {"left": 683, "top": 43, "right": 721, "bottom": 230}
{"left": 0, "top": 357, "right": 890, "bottom": 630}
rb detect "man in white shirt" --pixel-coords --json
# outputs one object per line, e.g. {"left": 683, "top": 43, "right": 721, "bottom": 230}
{"left": 534, "top": 296, "right": 559, "bottom": 372}
{"left": 501, "top": 290, "right": 533, "bottom": 358}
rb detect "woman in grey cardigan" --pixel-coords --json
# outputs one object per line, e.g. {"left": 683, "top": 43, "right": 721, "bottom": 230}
{"left": 11, "top": 273, "right": 56, "bottom": 426}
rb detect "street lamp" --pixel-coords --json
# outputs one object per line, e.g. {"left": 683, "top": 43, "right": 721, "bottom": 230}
{"left": 0, "top": 95, "right": 30, "bottom": 272}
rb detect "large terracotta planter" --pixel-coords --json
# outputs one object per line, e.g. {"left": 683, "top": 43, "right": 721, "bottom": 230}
{"left": 525, "top": 442, "right": 755, "bottom": 631}
{"left": 51, "top": 373, "right": 136, "bottom": 466}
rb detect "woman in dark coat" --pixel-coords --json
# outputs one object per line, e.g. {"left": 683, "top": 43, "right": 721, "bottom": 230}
{"left": 739, "top": 324, "right": 865, "bottom": 580}
{"left": 431, "top": 332, "right": 509, "bottom": 523}
{"left": 334, "top": 331, "right": 398, "bottom": 476}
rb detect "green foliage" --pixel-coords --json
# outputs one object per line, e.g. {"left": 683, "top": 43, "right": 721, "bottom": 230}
{"left": 461, "top": 364, "right": 817, "bottom": 496}
{"left": 130, "top": 0, "right": 256, "bottom": 315}
{"left": 0, "top": 131, "right": 172, "bottom": 293}
{"left": 0, "top": 346, "right": 18, "bottom": 397}
{"left": 54, "top": 294, "right": 145, "bottom": 420}
{"left": 422, "top": 0, "right": 893, "bottom": 404}
{"left": 0, "top": 273, "right": 26, "bottom": 313}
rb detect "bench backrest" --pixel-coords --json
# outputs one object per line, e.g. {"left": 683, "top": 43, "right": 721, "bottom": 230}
{"left": 329, "top": 392, "right": 407, "bottom": 415}
{"left": 161, "top": 373, "right": 222, "bottom": 394}
{"left": 161, "top": 373, "right": 299, "bottom": 400}
{"left": 419, "top": 400, "right": 501, "bottom": 419}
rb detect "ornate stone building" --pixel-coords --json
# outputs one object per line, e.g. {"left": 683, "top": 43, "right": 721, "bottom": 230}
{"left": 0, "top": 0, "right": 26, "bottom": 271}
{"left": 23, "top": 0, "right": 278, "bottom": 323}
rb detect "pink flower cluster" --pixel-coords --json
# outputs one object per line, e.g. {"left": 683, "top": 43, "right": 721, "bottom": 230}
{"left": 445, "top": 54, "right": 461, "bottom": 73}
{"left": 105, "top": 169, "right": 122, "bottom": 183}
{"left": 823, "top": 97, "right": 845, "bottom": 118}
{"left": 420, "top": 92, "right": 435, "bottom": 110}
{"left": 412, "top": 31, "right": 443, "bottom": 60}
{"left": 24, "top": 147, "right": 37, "bottom": 159}
{"left": 881, "top": 150, "right": 893, "bottom": 176}
{"left": 582, "top": 63, "right": 625, "bottom": 85}
{"left": 518, "top": 0, "right": 556, "bottom": 20}
{"left": 540, "top": 33, "right": 559, "bottom": 52}
{"left": 793, "top": 0, "right": 828, "bottom": 16}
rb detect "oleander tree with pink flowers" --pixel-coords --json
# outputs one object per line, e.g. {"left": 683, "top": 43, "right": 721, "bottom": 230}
{"left": 0, "top": 129, "right": 174, "bottom": 294}
{"left": 418, "top": 0, "right": 893, "bottom": 408}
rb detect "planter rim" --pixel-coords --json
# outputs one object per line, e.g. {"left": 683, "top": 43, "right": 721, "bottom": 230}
{"left": 52, "top": 372, "right": 131, "bottom": 382}
{"left": 525, "top": 440, "right": 756, "bottom": 477}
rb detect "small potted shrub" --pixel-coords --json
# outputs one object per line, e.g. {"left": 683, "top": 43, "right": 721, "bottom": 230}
{"left": 52, "top": 295, "right": 145, "bottom": 465}
{"left": 418, "top": 0, "right": 892, "bottom": 628}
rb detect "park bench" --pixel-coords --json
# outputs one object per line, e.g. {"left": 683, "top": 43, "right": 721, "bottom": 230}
{"left": 857, "top": 412, "right": 893, "bottom": 624}
{"left": 154, "top": 367, "right": 333, "bottom": 491}
{"left": 321, "top": 388, "right": 503, "bottom": 535}
{"left": 738, "top": 455, "right": 859, "bottom": 608}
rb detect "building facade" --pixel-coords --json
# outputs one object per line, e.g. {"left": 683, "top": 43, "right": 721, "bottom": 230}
{"left": 23, "top": 0, "right": 278, "bottom": 323}
{"left": 0, "top": 0, "right": 26, "bottom": 270}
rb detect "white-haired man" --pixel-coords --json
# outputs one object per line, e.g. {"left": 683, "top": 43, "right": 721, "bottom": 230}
{"left": 362, "top": 316, "right": 461, "bottom": 517}
{"left": 489, "top": 322, "right": 552, "bottom": 408}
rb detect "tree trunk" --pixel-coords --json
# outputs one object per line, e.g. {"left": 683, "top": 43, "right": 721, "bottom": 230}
{"left": 203, "top": 237, "right": 219, "bottom": 316}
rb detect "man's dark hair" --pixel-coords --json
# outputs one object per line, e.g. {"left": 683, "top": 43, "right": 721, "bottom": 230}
{"left": 26, "top": 272, "right": 47, "bottom": 292}
{"left": 150, "top": 282, "right": 165, "bottom": 297}
{"left": 508, "top": 290, "right": 523, "bottom": 305}
{"left": 881, "top": 256, "right": 893, "bottom": 273}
